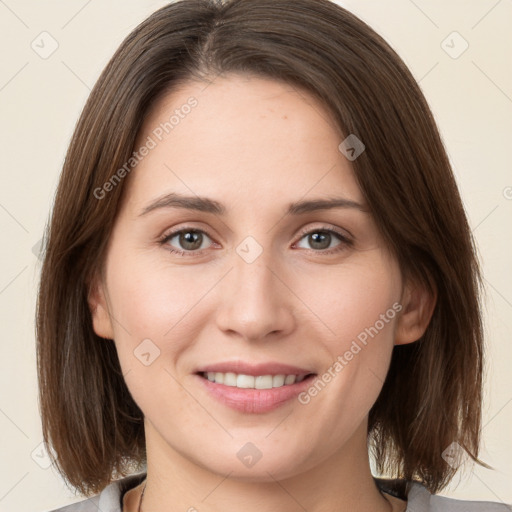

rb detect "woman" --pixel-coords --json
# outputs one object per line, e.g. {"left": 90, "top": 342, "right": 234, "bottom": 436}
{"left": 36, "top": 0, "right": 511, "bottom": 511}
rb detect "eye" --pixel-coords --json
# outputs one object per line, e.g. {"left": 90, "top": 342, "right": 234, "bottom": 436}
{"left": 159, "top": 227, "right": 214, "bottom": 256}
{"left": 294, "top": 227, "right": 352, "bottom": 254}
{"left": 158, "top": 225, "right": 353, "bottom": 257}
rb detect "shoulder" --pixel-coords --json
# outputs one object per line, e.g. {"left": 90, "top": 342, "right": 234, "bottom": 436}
{"left": 411, "top": 483, "right": 512, "bottom": 512}
{"left": 375, "top": 477, "right": 512, "bottom": 512}
{"left": 46, "top": 472, "right": 146, "bottom": 512}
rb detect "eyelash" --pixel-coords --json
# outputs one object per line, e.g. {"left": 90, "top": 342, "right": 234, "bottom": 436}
{"left": 158, "top": 225, "right": 353, "bottom": 257}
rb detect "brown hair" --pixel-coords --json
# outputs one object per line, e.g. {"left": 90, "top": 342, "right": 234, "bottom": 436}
{"left": 36, "top": 0, "right": 489, "bottom": 497}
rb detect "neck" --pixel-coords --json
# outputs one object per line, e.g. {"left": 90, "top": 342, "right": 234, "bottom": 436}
{"left": 138, "top": 420, "right": 395, "bottom": 512}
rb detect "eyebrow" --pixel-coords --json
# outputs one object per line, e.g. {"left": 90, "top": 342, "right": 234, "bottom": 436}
{"left": 138, "top": 192, "right": 368, "bottom": 217}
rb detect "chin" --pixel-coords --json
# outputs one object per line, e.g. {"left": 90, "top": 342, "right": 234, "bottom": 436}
{"left": 191, "top": 443, "right": 314, "bottom": 482}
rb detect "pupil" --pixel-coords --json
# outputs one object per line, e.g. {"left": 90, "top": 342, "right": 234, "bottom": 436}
{"left": 310, "top": 232, "right": 330, "bottom": 250}
{"left": 177, "top": 231, "right": 332, "bottom": 251}
{"left": 180, "top": 231, "right": 202, "bottom": 250}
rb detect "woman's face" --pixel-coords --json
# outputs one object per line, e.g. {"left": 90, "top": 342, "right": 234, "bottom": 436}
{"left": 90, "top": 74, "right": 423, "bottom": 481}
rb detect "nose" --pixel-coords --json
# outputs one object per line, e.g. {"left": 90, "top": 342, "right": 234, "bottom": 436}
{"left": 215, "top": 247, "right": 296, "bottom": 343}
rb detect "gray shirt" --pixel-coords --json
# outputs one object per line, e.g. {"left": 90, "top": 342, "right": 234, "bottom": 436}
{"left": 48, "top": 472, "right": 511, "bottom": 512}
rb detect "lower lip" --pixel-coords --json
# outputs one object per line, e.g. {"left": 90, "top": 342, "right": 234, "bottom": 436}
{"left": 195, "top": 373, "right": 316, "bottom": 414}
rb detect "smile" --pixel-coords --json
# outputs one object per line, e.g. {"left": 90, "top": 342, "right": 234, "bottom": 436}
{"left": 194, "top": 362, "right": 317, "bottom": 414}
{"left": 200, "top": 371, "right": 310, "bottom": 389}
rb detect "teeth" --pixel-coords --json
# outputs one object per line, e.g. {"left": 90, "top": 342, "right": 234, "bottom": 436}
{"left": 237, "top": 374, "right": 255, "bottom": 388}
{"left": 284, "top": 374, "right": 296, "bottom": 385}
{"left": 272, "top": 374, "right": 285, "bottom": 387}
{"left": 224, "top": 372, "right": 237, "bottom": 386}
{"left": 255, "top": 375, "right": 273, "bottom": 389}
{"left": 202, "top": 372, "right": 308, "bottom": 389}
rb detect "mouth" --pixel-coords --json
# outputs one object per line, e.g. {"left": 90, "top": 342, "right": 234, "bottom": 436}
{"left": 197, "top": 371, "right": 314, "bottom": 389}
{"left": 194, "top": 362, "right": 317, "bottom": 414}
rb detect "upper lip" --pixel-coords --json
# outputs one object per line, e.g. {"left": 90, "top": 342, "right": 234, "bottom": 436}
{"left": 196, "top": 361, "right": 316, "bottom": 377}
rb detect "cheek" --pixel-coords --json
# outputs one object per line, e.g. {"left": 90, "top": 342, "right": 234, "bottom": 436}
{"left": 297, "top": 253, "right": 401, "bottom": 357}
{"left": 294, "top": 252, "right": 401, "bottom": 415}
{"left": 104, "top": 254, "right": 207, "bottom": 419}
{"left": 104, "top": 250, "right": 215, "bottom": 369}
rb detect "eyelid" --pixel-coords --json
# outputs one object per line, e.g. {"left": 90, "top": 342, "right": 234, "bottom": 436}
{"left": 158, "top": 224, "right": 214, "bottom": 241}
{"left": 292, "top": 224, "right": 353, "bottom": 255}
{"left": 294, "top": 224, "right": 353, "bottom": 244}
{"left": 158, "top": 223, "right": 353, "bottom": 257}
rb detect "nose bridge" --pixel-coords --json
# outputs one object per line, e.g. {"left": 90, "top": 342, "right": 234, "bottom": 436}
{"left": 234, "top": 244, "right": 276, "bottom": 299}
{"left": 215, "top": 239, "right": 294, "bottom": 340}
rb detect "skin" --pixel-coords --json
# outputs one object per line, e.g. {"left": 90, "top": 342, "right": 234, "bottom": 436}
{"left": 89, "top": 74, "right": 435, "bottom": 512}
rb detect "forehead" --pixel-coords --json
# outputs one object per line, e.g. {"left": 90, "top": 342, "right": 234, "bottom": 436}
{"left": 123, "top": 73, "right": 363, "bottom": 214}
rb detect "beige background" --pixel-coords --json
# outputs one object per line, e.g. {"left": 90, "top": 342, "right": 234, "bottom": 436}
{"left": 0, "top": 1, "right": 510, "bottom": 511}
